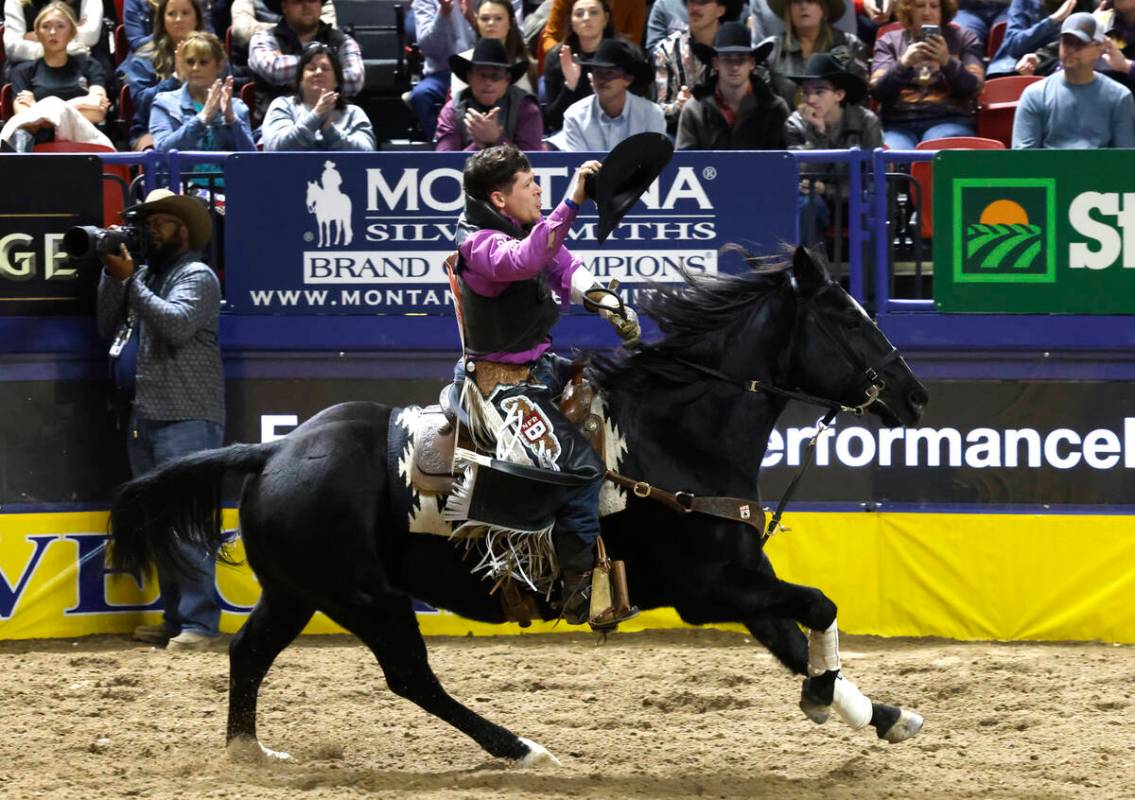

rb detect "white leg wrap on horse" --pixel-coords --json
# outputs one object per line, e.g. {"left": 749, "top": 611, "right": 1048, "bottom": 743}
{"left": 808, "top": 620, "right": 840, "bottom": 677}
{"left": 832, "top": 675, "right": 873, "bottom": 730}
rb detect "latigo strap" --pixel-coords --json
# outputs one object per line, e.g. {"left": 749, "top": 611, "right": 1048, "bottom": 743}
{"left": 605, "top": 470, "right": 765, "bottom": 533}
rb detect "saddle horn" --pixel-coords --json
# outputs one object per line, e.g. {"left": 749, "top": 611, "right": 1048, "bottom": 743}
{"left": 584, "top": 132, "right": 675, "bottom": 244}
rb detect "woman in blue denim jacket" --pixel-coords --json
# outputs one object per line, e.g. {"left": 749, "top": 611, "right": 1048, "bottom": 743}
{"left": 150, "top": 31, "right": 254, "bottom": 185}
{"left": 986, "top": 0, "right": 1093, "bottom": 76}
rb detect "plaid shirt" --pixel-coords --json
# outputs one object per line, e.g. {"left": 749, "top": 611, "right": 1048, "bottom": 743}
{"left": 653, "top": 30, "right": 706, "bottom": 129}
{"left": 248, "top": 27, "right": 365, "bottom": 95}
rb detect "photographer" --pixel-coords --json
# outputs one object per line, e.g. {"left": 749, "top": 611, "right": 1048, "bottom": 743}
{"left": 95, "top": 189, "right": 225, "bottom": 652}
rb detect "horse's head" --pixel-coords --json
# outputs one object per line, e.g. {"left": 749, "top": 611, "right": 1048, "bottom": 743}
{"left": 784, "top": 247, "right": 928, "bottom": 428}
{"left": 305, "top": 181, "right": 319, "bottom": 210}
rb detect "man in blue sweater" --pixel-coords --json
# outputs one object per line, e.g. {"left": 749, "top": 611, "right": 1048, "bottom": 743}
{"left": 1012, "top": 13, "right": 1135, "bottom": 148}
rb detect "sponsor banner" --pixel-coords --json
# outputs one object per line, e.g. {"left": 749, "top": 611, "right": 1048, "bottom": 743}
{"left": 3, "top": 376, "right": 1134, "bottom": 507}
{"left": 4, "top": 510, "right": 1134, "bottom": 643}
{"left": 933, "top": 150, "right": 1135, "bottom": 313}
{"left": 0, "top": 155, "right": 103, "bottom": 315}
{"left": 224, "top": 151, "right": 799, "bottom": 314}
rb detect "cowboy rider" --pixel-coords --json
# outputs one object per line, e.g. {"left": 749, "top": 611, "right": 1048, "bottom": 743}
{"left": 452, "top": 143, "right": 640, "bottom": 626}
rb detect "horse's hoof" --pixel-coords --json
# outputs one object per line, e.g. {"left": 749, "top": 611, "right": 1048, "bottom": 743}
{"left": 800, "top": 698, "right": 831, "bottom": 724}
{"left": 879, "top": 709, "right": 924, "bottom": 743}
{"left": 226, "top": 737, "right": 292, "bottom": 763}
{"left": 517, "top": 736, "right": 562, "bottom": 768}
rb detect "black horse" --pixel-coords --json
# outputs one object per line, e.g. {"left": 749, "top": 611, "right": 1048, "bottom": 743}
{"left": 109, "top": 247, "right": 930, "bottom": 765}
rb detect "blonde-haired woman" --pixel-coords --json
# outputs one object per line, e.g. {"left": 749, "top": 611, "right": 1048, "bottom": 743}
{"left": 1, "top": 2, "right": 110, "bottom": 151}
{"left": 119, "top": 0, "right": 207, "bottom": 149}
{"left": 764, "top": 0, "right": 868, "bottom": 107}
{"left": 150, "top": 31, "right": 254, "bottom": 180}
{"left": 2, "top": 0, "right": 101, "bottom": 65}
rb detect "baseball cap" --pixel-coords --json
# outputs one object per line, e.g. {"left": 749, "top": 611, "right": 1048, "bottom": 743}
{"left": 1060, "top": 12, "right": 1106, "bottom": 44}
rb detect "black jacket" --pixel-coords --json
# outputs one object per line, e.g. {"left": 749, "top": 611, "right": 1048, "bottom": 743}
{"left": 675, "top": 73, "right": 789, "bottom": 151}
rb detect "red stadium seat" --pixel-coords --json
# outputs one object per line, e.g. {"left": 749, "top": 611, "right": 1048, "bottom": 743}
{"left": 987, "top": 19, "right": 1007, "bottom": 59}
{"left": 239, "top": 81, "right": 257, "bottom": 125}
{"left": 114, "top": 24, "right": 128, "bottom": 66}
{"left": 224, "top": 26, "right": 232, "bottom": 57}
{"left": 975, "top": 75, "right": 1043, "bottom": 147}
{"left": 1, "top": 83, "right": 12, "bottom": 121}
{"left": 910, "top": 136, "right": 1005, "bottom": 239}
{"left": 33, "top": 141, "right": 132, "bottom": 227}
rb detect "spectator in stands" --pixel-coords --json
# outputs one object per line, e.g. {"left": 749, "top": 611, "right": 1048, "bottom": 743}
{"left": 538, "top": 0, "right": 644, "bottom": 72}
{"left": 675, "top": 21, "right": 787, "bottom": 148}
{"left": 543, "top": 0, "right": 616, "bottom": 132}
{"left": 230, "top": 0, "right": 335, "bottom": 47}
{"left": 435, "top": 37, "right": 543, "bottom": 150}
{"left": 1012, "top": 12, "right": 1135, "bottom": 147}
{"left": 3, "top": 0, "right": 101, "bottom": 67}
{"left": 550, "top": 37, "right": 663, "bottom": 149}
{"left": 1097, "top": 0, "right": 1135, "bottom": 90}
{"left": 858, "top": 0, "right": 897, "bottom": 48}
{"left": 1, "top": 1, "right": 110, "bottom": 151}
{"left": 654, "top": 0, "right": 741, "bottom": 134}
{"left": 97, "top": 188, "right": 224, "bottom": 652}
{"left": 752, "top": 0, "right": 857, "bottom": 39}
{"left": 262, "top": 40, "right": 375, "bottom": 149}
{"left": 764, "top": 0, "right": 868, "bottom": 108}
{"left": 986, "top": 0, "right": 1083, "bottom": 77}
{"left": 150, "top": 31, "right": 254, "bottom": 178}
{"left": 869, "top": 0, "right": 985, "bottom": 148}
{"left": 123, "top": 0, "right": 219, "bottom": 53}
{"left": 452, "top": 0, "right": 535, "bottom": 96}
{"left": 953, "top": 0, "right": 1009, "bottom": 51}
{"left": 412, "top": 0, "right": 524, "bottom": 141}
{"left": 248, "top": 0, "right": 364, "bottom": 122}
{"left": 784, "top": 52, "right": 882, "bottom": 242}
{"left": 120, "top": 0, "right": 208, "bottom": 150}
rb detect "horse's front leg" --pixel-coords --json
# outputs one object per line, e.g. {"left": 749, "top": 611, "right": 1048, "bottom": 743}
{"left": 673, "top": 566, "right": 924, "bottom": 744}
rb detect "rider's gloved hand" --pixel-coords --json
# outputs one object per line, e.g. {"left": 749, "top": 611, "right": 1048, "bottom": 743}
{"left": 601, "top": 304, "right": 640, "bottom": 347}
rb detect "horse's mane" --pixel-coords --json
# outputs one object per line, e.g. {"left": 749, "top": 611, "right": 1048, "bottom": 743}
{"left": 589, "top": 253, "right": 793, "bottom": 394}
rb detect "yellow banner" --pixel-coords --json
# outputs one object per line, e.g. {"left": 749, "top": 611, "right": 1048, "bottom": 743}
{"left": 2, "top": 510, "right": 1133, "bottom": 642}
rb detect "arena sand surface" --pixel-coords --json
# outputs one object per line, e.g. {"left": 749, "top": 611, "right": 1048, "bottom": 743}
{"left": 2, "top": 629, "right": 1133, "bottom": 800}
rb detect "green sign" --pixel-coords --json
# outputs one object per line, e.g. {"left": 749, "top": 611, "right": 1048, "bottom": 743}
{"left": 933, "top": 151, "right": 1135, "bottom": 313}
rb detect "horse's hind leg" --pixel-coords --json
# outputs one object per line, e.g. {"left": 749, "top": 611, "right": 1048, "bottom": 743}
{"left": 325, "top": 594, "right": 558, "bottom": 766}
{"left": 226, "top": 587, "right": 314, "bottom": 759}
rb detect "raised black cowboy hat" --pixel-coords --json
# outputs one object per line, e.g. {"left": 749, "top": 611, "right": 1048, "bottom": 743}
{"left": 788, "top": 52, "right": 866, "bottom": 105}
{"left": 575, "top": 39, "right": 653, "bottom": 90}
{"left": 584, "top": 132, "right": 675, "bottom": 244}
{"left": 691, "top": 21, "right": 776, "bottom": 68}
{"left": 449, "top": 38, "right": 529, "bottom": 85}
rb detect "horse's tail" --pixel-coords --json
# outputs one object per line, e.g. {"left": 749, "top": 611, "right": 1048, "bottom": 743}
{"left": 108, "top": 442, "right": 276, "bottom": 578}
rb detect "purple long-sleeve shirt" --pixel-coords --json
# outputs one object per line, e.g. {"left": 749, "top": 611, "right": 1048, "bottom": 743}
{"left": 458, "top": 199, "right": 583, "bottom": 363}
{"left": 434, "top": 95, "right": 546, "bottom": 151}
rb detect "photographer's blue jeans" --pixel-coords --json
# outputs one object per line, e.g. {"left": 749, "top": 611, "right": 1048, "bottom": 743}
{"left": 127, "top": 414, "right": 224, "bottom": 637}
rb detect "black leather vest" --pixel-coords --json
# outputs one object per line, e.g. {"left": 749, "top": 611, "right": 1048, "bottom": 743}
{"left": 454, "top": 197, "right": 561, "bottom": 357}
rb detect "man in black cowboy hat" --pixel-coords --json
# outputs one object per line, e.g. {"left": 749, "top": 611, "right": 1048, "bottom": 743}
{"left": 676, "top": 21, "right": 789, "bottom": 150}
{"left": 96, "top": 189, "right": 225, "bottom": 652}
{"left": 435, "top": 38, "right": 544, "bottom": 151}
{"left": 247, "top": 0, "right": 364, "bottom": 122}
{"left": 550, "top": 39, "right": 665, "bottom": 151}
{"left": 652, "top": 0, "right": 744, "bottom": 133}
{"left": 784, "top": 52, "right": 882, "bottom": 150}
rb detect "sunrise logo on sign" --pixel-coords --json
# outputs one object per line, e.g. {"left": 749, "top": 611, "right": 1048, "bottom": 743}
{"left": 951, "top": 178, "right": 1056, "bottom": 283}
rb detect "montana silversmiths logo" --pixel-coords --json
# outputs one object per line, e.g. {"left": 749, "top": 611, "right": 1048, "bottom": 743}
{"left": 951, "top": 178, "right": 1056, "bottom": 283}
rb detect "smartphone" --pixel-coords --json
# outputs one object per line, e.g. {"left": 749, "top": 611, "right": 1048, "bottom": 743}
{"left": 920, "top": 24, "right": 941, "bottom": 40}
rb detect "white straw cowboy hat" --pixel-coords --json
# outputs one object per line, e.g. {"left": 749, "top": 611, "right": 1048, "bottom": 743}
{"left": 129, "top": 189, "right": 213, "bottom": 251}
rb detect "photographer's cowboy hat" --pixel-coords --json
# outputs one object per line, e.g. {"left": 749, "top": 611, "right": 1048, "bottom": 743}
{"left": 576, "top": 39, "right": 653, "bottom": 90}
{"left": 129, "top": 189, "right": 213, "bottom": 251}
{"left": 449, "top": 38, "right": 529, "bottom": 84}
{"left": 788, "top": 52, "right": 867, "bottom": 104}
{"left": 691, "top": 21, "right": 776, "bottom": 67}
{"left": 585, "top": 132, "right": 675, "bottom": 243}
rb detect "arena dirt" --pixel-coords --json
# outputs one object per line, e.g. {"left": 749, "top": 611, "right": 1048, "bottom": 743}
{"left": 2, "top": 629, "right": 1133, "bottom": 799}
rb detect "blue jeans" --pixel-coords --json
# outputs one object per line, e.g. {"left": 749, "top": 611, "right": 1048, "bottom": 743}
{"left": 409, "top": 71, "right": 451, "bottom": 140}
{"left": 953, "top": 5, "right": 1009, "bottom": 48}
{"left": 127, "top": 414, "right": 225, "bottom": 636}
{"left": 883, "top": 118, "right": 976, "bottom": 150}
{"left": 798, "top": 191, "right": 830, "bottom": 246}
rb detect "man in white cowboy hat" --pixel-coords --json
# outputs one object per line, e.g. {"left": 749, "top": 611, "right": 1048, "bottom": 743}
{"left": 96, "top": 189, "right": 225, "bottom": 652}
{"left": 434, "top": 38, "right": 544, "bottom": 151}
{"left": 551, "top": 39, "right": 665, "bottom": 151}
{"left": 676, "top": 21, "right": 789, "bottom": 149}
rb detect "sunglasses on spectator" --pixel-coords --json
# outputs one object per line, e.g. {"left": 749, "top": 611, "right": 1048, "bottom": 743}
{"left": 303, "top": 41, "right": 338, "bottom": 55}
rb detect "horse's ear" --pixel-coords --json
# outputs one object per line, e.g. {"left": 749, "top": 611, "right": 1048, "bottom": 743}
{"left": 791, "top": 245, "right": 829, "bottom": 296}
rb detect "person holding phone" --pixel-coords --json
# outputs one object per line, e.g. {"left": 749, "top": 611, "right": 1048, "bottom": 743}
{"left": 868, "top": 0, "right": 986, "bottom": 148}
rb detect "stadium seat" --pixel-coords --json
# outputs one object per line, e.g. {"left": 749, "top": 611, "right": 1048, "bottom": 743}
{"left": 910, "top": 136, "right": 1005, "bottom": 239}
{"left": 224, "top": 26, "right": 232, "bottom": 57}
{"left": 335, "top": 0, "right": 408, "bottom": 94}
{"left": 33, "top": 141, "right": 131, "bottom": 227}
{"left": 1, "top": 83, "right": 12, "bottom": 121}
{"left": 114, "top": 24, "right": 128, "bottom": 66}
{"left": 239, "top": 81, "right": 256, "bottom": 124}
{"left": 987, "top": 19, "right": 1007, "bottom": 59}
{"left": 975, "top": 75, "right": 1043, "bottom": 147}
